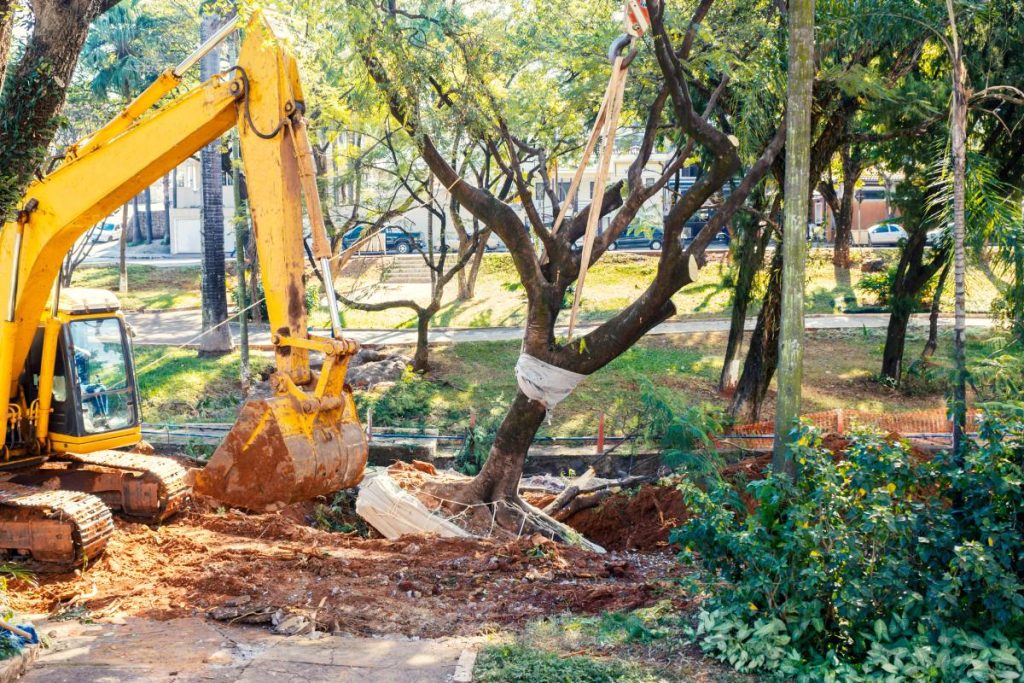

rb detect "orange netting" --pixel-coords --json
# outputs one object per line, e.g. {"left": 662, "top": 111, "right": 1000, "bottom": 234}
{"left": 714, "top": 408, "right": 979, "bottom": 452}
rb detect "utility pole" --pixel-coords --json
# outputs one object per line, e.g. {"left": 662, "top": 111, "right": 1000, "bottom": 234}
{"left": 773, "top": 0, "right": 815, "bottom": 479}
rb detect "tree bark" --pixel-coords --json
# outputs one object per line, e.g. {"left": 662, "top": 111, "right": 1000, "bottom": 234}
{"left": 197, "top": 11, "right": 233, "bottom": 356}
{"left": 820, "top": 144, "right": 862, "bottom": 269}
{"left": 719, "top": 196, "right": 772, "bottom": 392}
{"left": 162, "top": 173, "right": 172, "bottom": 245}
{"left": 118, "top": 204, "right": 129, "bottom": 294}
{"left": 412, "top": 306, "right": 437, "bottom": 373}
{"left": 0, "top": 0, "right": 120, "bottom": 219}
{"left": 946, "top": 0, "right": 968, "bottom": 457}
{"left": 0, "top": 0, "right": 13, "bottom": 92}
{"left": 144, "top": 186, "right": 154, "bottom": 243}
{"left": 880, "top": 229, "right": 948, "bottom": 382}
{"left": 132, "top": 194, "right": 143, "bottom": 243}
{"left": 774, "top": 0, "right": 815, "bottom": 477}
{"left": 729, "top": 248, "right": 783, "bottom": 422}
{"left": 922, "top": 258, "right": 951, "bottom": 358}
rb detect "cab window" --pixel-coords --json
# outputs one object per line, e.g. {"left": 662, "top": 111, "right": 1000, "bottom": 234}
{"left": 68, "top": 318, "right": 135, "bottom": 434}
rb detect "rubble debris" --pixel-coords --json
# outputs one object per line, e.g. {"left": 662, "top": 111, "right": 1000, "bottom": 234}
{"left": 10, "top": 506, "right": 686, "bottom": 639}
{"left": 345, "top": 348, "right": 410, "bottom": 389}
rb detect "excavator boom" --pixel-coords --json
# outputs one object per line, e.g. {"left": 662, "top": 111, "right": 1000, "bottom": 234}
{"left": 0, "top": 13, "right": 366, "bottom": 566}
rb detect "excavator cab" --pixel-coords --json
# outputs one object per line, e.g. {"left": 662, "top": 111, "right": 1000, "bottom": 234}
{"left": 34, "top": 293, "right": 140, "bottom": 449}
{"left": 11, "top": 289, "right": 140, "bottom": 461}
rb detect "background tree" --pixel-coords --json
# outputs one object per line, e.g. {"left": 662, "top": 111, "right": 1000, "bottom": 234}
{"left": 0, "top": 0, "right": 123, "bottom": 221}
{"left": 197, "top": 5, "right": 233, "bottom": 356}
{"left": 773, "top": 0, "right": 814, "bottom": 475}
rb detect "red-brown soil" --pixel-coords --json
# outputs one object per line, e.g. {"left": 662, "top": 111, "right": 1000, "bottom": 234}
{"left": 561, "top": 485, "right": 691, "bottom": 551}
{"left": 10, "top": 502, "right": 687, "bottom": 638}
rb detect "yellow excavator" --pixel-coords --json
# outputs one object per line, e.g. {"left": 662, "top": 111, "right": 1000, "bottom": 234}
{"left": 0, "top": 14, "right": 367, "bottom": 567}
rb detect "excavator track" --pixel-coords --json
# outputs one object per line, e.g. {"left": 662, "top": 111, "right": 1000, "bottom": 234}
{"left": 57, "top": 451, "right": 190, "bottom": 522}
{"left": 0, "top": 483, "right": 113, "bottom": 569}
{"left": 11, "top": 451, "right": 189, "bottom": 524}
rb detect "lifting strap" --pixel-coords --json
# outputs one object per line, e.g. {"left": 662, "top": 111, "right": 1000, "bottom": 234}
{"left": 553, "top": 1, "right": 650, "bottom": 340}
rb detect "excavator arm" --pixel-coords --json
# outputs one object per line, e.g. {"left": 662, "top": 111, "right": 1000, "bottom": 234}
{"left": 0, "top": 14, "right": 366, "bottom": 510}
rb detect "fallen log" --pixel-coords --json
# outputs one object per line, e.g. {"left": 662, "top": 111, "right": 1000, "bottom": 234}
{"left": 553, "top": 489, "right": 613, "bottom": 521}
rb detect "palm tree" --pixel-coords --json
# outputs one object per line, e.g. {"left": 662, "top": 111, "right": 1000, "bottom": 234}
{"left": 81, "top": 0, "right": 163, "bottom": 245}
{"left": 196, "top": 8, "right": 233, "bottom": 355}
{"left": 81, "top": 0, "right": 161, "bottom": 101}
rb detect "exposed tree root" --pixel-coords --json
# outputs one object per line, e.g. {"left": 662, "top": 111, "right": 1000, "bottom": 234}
{"left": 419, "top": 479, "right": 605, "bottom": 553}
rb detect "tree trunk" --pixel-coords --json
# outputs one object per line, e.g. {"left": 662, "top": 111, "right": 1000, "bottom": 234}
{"left": 729, "top": 248, "right": 783, "bottom": 423}
{"left": 131, "top": 194, "right": 142, "bottom": 243}
{"left": 719, "top": 203, "right": 770, "bottom": 393}
{"left": 833, "top": 146, "right": 861, "bottom": 268}
{"left": 162, "top": 173, "right": 172, "bottom": 246}
{"left": 0, "top": 0, "right": 118, "bottom": 219}
{"left": 0, "top": 0, "right": 13, "bottom": 92}
{"left": 880, "top": 228, "right": 947, "bottom": 382}
{"left": 443, "top": 391, "right": 548, "bottom": 507}
{"left": 412, "top": 308, "right": 432, "bottom": 373}
{"left": 197, "top": 11, "right": 233, "bottom": 356}
{"left": 946, "top": 0, "right": 968, "bottom": 457}
{"left": 774, "top": 0, "right": 814, "bottom": 477}
{"left": 922, "top": 258, "right": 951, "bottom": 358}
{"left": 118, "top": 204, "right": 129, "bottom": 294}
{"left": 881, "top": 301, "right": 912, "bottom": 382}
{"left": 144, "top": 186, "right": 153, "bottom": 243}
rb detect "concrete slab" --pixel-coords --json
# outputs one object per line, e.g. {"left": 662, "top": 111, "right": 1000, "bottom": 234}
{"left": 23, "top": 617, "right": 472, "bottom": 683}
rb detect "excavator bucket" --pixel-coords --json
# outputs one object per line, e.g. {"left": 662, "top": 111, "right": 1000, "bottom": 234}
{"left": 194, "top": 392, "right": 367, "bottom": 511}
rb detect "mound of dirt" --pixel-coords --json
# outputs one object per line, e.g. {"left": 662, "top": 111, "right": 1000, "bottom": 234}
{"left": 561, "top": 485, "right": 690, "bottom": 551}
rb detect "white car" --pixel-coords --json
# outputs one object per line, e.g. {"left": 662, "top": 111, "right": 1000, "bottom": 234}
{"left": 867, "top": 223, "right": 907, "bottom": 246}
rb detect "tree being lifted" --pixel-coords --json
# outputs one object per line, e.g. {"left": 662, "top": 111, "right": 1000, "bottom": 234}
{"left": 346, "top": 0, "right": 792, "bottom": 529}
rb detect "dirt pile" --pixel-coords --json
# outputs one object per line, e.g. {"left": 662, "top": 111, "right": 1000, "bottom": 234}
{"left": 560, "top": 485, "right": 690, "bottom": 551}
{"left": 11, "top": 503, "right": 685, "bottom": 638}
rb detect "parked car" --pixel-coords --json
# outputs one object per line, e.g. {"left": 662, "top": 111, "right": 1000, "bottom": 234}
{"left": 96, "top": 222, "right": 121, "bottom": 242}
{"left": 606, "top": 226, "right": 664, "bottom": 251}
{"left": 867, "top": 222, "right": 907, "bottom": 246}
{"left": 341, "top": 224, "right": 424, "bottom": 254}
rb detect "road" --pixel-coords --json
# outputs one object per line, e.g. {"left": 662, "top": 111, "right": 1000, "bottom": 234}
{"left": 126, "top": 310, "right": 994, "bottom": 348}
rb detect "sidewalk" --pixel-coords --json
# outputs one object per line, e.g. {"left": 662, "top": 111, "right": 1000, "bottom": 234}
{"left": 23, "top": 616, "right": 474, "bottom": 683}
{"left": 125, "top": 310, "right": 995, "bottom": 348}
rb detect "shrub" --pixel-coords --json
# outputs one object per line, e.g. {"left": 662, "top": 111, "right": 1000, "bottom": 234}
{"left": 674, "top": 408, "right": 1024, "bottom": 681}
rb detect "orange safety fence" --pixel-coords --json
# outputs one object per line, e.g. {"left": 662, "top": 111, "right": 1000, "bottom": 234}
{"left": 714, "top": 408, "right": 979, "bottom": 452}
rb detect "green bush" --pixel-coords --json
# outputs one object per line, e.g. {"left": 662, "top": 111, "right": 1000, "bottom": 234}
{"left": 857, "top": 262, "right": 935, "bottom": 311}
{"left": 674, "top": 408, "right": 1024, "bottom": 681}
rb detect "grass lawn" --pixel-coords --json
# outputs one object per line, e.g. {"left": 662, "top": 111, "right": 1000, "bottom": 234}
{"left": 132, "top": 326, "right": 1009, "bottom": 437}
{"left": 71, "top": 265, "right": 207, "bottom": 311}
{"left": 474, "top": 605, "right": 752, "bottom": 682}
{"left": 329, "top": 248, "right": 1005, "bottom": 330}
{"left": 77, "top": 249, "right": 1005, "bottom": 328}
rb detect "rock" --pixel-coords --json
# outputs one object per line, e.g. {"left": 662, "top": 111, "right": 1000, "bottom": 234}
{"left": 272, "top": 612, "right": 313, "bottom": 636}
{"left": 344, "top": 347, "right": 411, "bottom": 389}
{"left": 204, "top": 649, "right": 234, "bottom": 665}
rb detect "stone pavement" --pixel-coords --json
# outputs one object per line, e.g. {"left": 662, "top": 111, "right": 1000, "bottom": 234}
{"left": 23, "top": 617, "right": 475, "bottom": 683}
